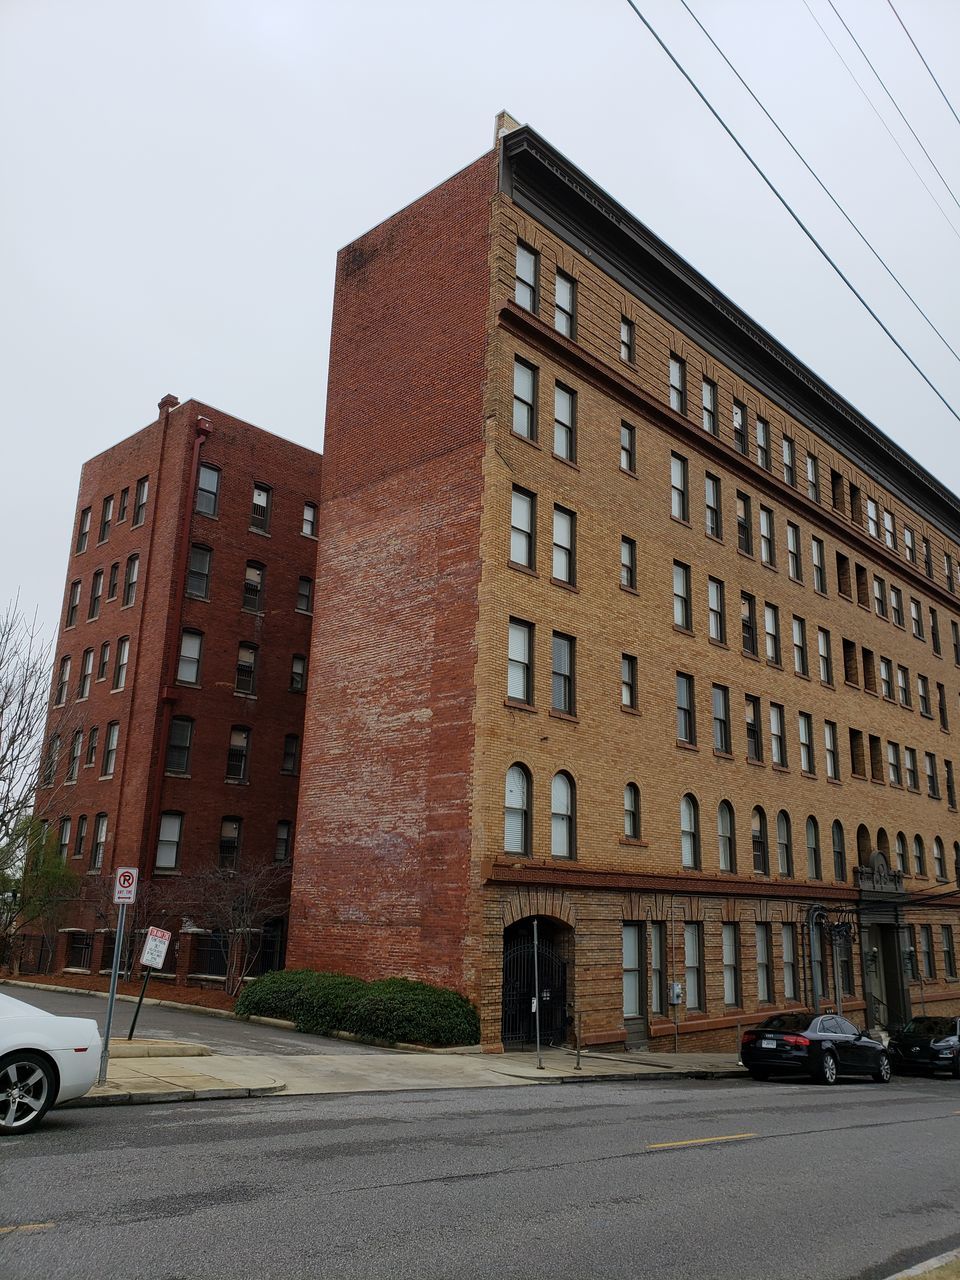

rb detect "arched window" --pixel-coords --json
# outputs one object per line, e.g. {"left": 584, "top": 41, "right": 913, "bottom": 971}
{"left": 751, "top": 806, "right": 769, "bottom": 875}
{"left": 807, "top": 817, "right": 822, "bottom": 880}
{"left": 913, "top": 834, "right": 926, "bottom": 876}
{"left": 680, "top": 794, "right": 700, "bottom": 869}
{"left": 624, "top": 784, "right": 641, "bottom": 840}
{"left": 895, "top": 832, "right": 909, "bottom": 874}
{"left": 832, "top": 820, "right": 846, "bottom": 882}
{"left": 877, "top": 828, "right": 890, "bottom": 860}
{"left": 776, "top": 811, "right": 793, "bottom": 877}
{"left": 551, "top": 772, "right": 575, "bottom": 859}
{"left": 856, "top": 823, "right": 871, "bottom": 866}
{"left": 954, "top": 841, "right": 960, "bottom": 887}
{"left": 933, "top": 837, "right": 946, "bottom": 879}
{"left": 504, "top": 765, "right": 531, "bottom": 854}
{"left": 717, "top": 801, "right": 736, "bottom": 872}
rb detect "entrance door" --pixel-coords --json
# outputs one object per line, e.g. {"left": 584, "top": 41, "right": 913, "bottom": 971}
{"left": 501, "top": 922, "right": 569, "bottom": 1049}
{"left": 623, "top": 922, "right": 648, "bottom": 1047}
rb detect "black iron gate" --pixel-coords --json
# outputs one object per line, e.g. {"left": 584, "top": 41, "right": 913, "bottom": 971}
{"left": 502, "top": 936, "right": 568, "bottom": 1048}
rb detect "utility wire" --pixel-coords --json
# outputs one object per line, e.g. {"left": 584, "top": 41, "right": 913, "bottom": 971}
{"left": 800, "top": 0, "right": 960, "bottom": 243}
{"left": 620, "top": 0, "right": 960, "bottom": 427}
{"left": 677, "top": 0, "right": 960, "bottom": 372}
{"left": 886, "top": 0, "right": 960, "bottom": 132}
{"left": 827, "top": 0, "right": 960, "bottom": 218}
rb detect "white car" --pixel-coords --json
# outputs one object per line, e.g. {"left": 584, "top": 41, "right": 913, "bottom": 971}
{"left": 0, "top": 992, "right": 101, "bottom": 1134}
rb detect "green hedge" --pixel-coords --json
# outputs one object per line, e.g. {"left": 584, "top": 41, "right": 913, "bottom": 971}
{"left": 235, "top": 970, "right": 480, "bottom": 1047}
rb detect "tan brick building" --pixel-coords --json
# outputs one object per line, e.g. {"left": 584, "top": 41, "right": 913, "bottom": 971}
{"left": 288, "top": 115, "right": 960, "bottom": 1052}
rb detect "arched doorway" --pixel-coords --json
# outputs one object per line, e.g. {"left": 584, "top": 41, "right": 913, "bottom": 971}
{"left": 501, "top": 917, "right": 574, "bottom": 1049}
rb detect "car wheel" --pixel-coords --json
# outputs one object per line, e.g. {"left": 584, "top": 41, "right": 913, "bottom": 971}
{"left": 815, "top": 1052, "right": 838, "bottom": 1085}
{"left": 0, "top": 1052, "right": 56, "bottom": 1135}
{"left": 872, "top": 1052, "right": 892, "bottom": 1084}
{"left": 748, "top": 1068, "right": 768, "bottom": 1081}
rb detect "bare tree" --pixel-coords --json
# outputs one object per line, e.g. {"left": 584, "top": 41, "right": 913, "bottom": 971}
{"left": 86, "top": 876, "right": 182, "bottom": 978}
{"left": 1, "top": 818, "right": 80, "bottom": 971}
{"left": 0, "top": 597, "right": 54, "bottom": 858}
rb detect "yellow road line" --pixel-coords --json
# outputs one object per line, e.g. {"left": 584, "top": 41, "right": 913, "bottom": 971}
{"left": 0, "top": 1223, "right": 54, "bottom": 1236}
{"left": 647, "top": 1133, "right": 757, "bottom": 1151}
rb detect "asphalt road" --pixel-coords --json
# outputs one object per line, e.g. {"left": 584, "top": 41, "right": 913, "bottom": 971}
{"left": 0, "top": 982, "right": 385, "bottom": 1055}
{"left": 4, "top": 1075, "right": 960, "bottom": 1280}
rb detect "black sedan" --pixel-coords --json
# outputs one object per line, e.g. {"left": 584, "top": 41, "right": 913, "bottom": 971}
{"left": 888, "top": 1017, "right": 960, "bottom": 1078}
{"left": 741, "top": 1012, "right": 891, "bottom": 1084}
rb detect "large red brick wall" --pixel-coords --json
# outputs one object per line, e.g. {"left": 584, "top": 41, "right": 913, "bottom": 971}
{"left": 287, "top": 150, "right": 497, "bottom": 992}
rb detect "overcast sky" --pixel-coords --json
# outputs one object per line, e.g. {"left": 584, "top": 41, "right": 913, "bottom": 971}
{"left": 3, "top": 0, "right": 959, "bottom": 638}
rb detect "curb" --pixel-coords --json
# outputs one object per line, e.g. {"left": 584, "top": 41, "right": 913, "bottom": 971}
{"left": 2, "top": 979, "right": 237, "bottom": 1020}
{"left": 60, "top": 1082, "right": 286, "bottom": 1110}
{"left": 883, "top": 1246, "right": 960, "bottom": 1279}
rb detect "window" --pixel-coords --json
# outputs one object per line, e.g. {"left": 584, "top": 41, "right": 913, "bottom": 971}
{"left": 756, "top": 923, "right": 773, "bottom": 1002}
{"left": 825, "top": 721, "right": 840, "bottom": 780}
{"left": 651, "top": 922, "right": 668, "bottom": 1015}
{"left": 122, "top": 555, "right": 139, "bottom": 606}
{"left": 98, "top": 495, "right": 114, "bottom": 543}
{"left": 91, "top": 813, "right": 107, "bottom": 868}
{"left": 620, "top": 536, "right": 637, "bottom": 590}
{"left": 953, "top": 621, "right": 960, "bottom": 665}
{"left": 947, "top": 759, "right": 957, "bottom": 808}
{"left": 880, "top": 656, "right": 893, "bottom": 699}
{"left": 890, "top": 586, "right": 905, "bottom": 627}
{"left": 806, "top": 816, "right": 822, "bottom": 879}
{"left": 235, "top": 643, "right": 257, "bottom": 694}
{"left": 671, "top": 454, "right": 689, "bottom": 522}
{"left": 701, "top": 379, "right": 717, "bottom": 435}
{"left": 914, "top": 834, "right": 927, "bottom": 875}
{"left": 934, "top": 836, "right": 947, "bottom": 880}
{"left": 290, "top": 654, "right": 308, "bottom": 691}
{"left": 911, "top": 598, "right": 924, "bottom": 639}
{"left": 552, "top": 505, "right": 575, "bottom": 584}
{"left": 513, "top": 358, "right": 537, "bottom": 439}
{"left": 883, "top": 509, "right": 896, "bottom": 549}
{"left": 705, "top": 474, "right": 722, "bottom": 539}
{"left": 843, "top": 639, "right": 860, "bottom": 686}
{"left": 712, "top": 685, "right": 731, "bottom": 754}
{"left": 782, "top": 435, "right": 795, "bottom": 486}
{"left": 793, "top": 617, "right": 808, "bottom": 677}
{"left": 741, "top": 593, "right": 758, "bottom": 656}
{"left": 732, "top": 400, "right": 747, "bottom": 454}
{"left": 551, "top": 772, "right": 575, "bottom": 858}
{"left": 817, "top": 628, "right": 833, "bottom": 685}
{"left": 905, "top": 746, "right": 919, "bottom": 791}
{"left": 113, "top": 488, "right": 126, "bottom": 525}
{"left": 515, "top": 242, "right": 538, "bottom": 311}
{"left": 187, "top": 545, "right": 211, "bottom": 598}
{"left": 946, "top": 552, "right": 956, "bottom": 593}
{"left": 855, "top": 561, "right": 868, "bottom": 606}
{"left": 107, "top": 562, "right": 119, "bottom": 601}
{"left": 554, "top": 271, "right": 576, "bottom": 337}
{"left": 866, "top": 498, "right": 879, "bottom": 539}
{"left": 829, "top": 469, "right": 844, "bottom": 512}
{"left": 904, "top": 526, "right": 916, "bottom": 562}
{"left": 870, "top": 575, "right": 887, "bottom": 620}
{"left": 620, "top": 317, "right": 635, "bottom": 363}
{"left": 57, "top": 818, "right": 71, "bottom": 862}
{"left": 923, "top": 536, "right": 934, "bottom": 577}
{"left": 76, "top": 508, "right": 91, "bottom": 553}
{"left": 156, "top": 812, "right": 182, "bottom": 870}
{"left": 177, "top": 630, "right": 202, "bottom": 684}
{"left": 680, "top": 794, "right": 700, "bottom": 868}
{"left": 243, "top": 562, "right": 264, "bottom": 611}
{"left": 799, "top": 712, "right": 815, "bottom": 774}
{"left": 669, "top": 354, "right": 686, "bottom": 413}
{"left": 296, "top": 577, "right": 313, "bottom": 613}
{"left": 281, "top": 734, "right": 300, "bottom": 775}
{"left": 504, "top": 764, "right": 531, "bottom": 854}
{"left": 931, "top": 608, "right": 942, "bottom": 656}
{"left": 226, "top": 726, "right": 250, "bottom": 781}
{"left": 920, "top": 925, "right": 936, "bottom": 979}
{"left": 683, "top": 922, "right": 704, "bottom": 1010}
{"left": 718, "top": 800, "right": 736, "bottom": 870}
{"left": 777, "top": 810, "right": 793, "bottom": 876}
{"left": 782, "top": 924, "right": 798, "bottom": 999}
{"left": 219, "top": 817, "right": 241, "bottom": 870}
{"left": 918, "top": 673, "right": 931, "bottom": 717}
{"left": 849, "top": 483, "right": 863, "bottom": 526}
{"left": 926, "top": 751, "right": 941, "bottom": 798}
{"left": 251, "top": 483, "right": 272, "bottom": 532}
{"left": 836, "top": 552, "right": 851, "bottom": 599}
{"left": 786, "top": 522, "right": 802, "bottom": 581}
{"left": 764, "top": 604, "right": 781, "bottom": 666}
{"left": 551, "top": 632, "right": 575, "bottom": 714}
{"left": 806, "top": 453, "right": 820, "bottom": 502}
{"left": 673, "top": 562, "right": 692, "bottom": 630}
{"left": 112, "top": 637, "right": 129, "bottom": 690}
{"left": 54, "top": 656, "right": 71, "bottom": 706}
{"left": 88, "top": 570, "right": 103, "bottom": 620}
{"left": 708, "top": 577, "right": 726, "bottom": 643}
{"left": 759, "top": 506, "right": 775, "bottom": 566}
{"left": 897, "top": 664, "right": 911, "bottom": 706}
{"left": 553, "top": 383, "right": 576, "bottom": 461}
{"left": 942, "top": 926, "right": 957, "bottom": 979}
{"left": 77, "top": 648, "right": 93, "bottom": 700}
{"left": 745, "top": 694, "right": 763, "bottom": 762}
{"left": 620, "top": 422, "right": 636, "bottom": 473}
{"left": 275, "top": 820, "right": 293, "bottom": 863}
{"left": 133, "top": 477, "right": 148, "bottom": 526}
{"left": 869, "top": 734, "right": 884, "bottom": 783}
{"left": 770, "top": 703, "right": 787, "bottom": 766}
{"left": 939, "top": 681, "right": 950, "bottom": 731}
{"left": 623, "top": 923, "right": 642, "bottom": 1018}
{"left": 102, "top": 722, "right": 119, "bottom": 777}
{"left": 66, "top": 730, "right": 82, "bottom": 783}
{"left": 196, "top": 464, "right": 220, "bottom": 516}
{"left": 42, "top": 735, "right": 60, "bottom": 786}
{"left": 96, "top": 636, "right": 109, "bottom": 679}
{"left": 624, "top": 784, "right": 641, "bottom": 840}
{"left": 756, "top": 417, "right": 769, "bottom": 469}
{"left": 510, "top": 487, "right": 536, "bottom": 569}
{"left": 676, "top": 673, "right": 696, "bottom": 744}
{"left": 621, "top": 654, "right": 638, "bottom": 709}
{"left": 811, "top": 538, "right": 826, "bottom": 594}
{"left": 302, "top": 502, "right": 318, "bottom": 537}
{"left": 722, "top": 923, "right": 741, "bottom": 1006}
{"left": 736, "top": 493, "right": 753, "bottom": 555}
{"left": 752, "top": 806, "right": 769, "bottom": 874}
{"left": 832, "top": 821, "right": 847, "bottom": 880}
{"left": 166, "top": 717, "right": 193, "bottom": 773}
{"left": 507, "top": 619, "right": 533, "bottom": 704}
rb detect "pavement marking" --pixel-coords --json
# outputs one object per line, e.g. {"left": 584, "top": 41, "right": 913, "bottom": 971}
{"left": 647, "top": 1132, "right": 757, "bottom": 1151}
{"left": 0, "top": 1223, "right": 55, "bottom": 1236}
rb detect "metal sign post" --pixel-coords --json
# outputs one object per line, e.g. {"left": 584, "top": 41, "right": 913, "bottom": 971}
{"left": 127, "top": 927, "right": 172, "bottom": 1041}
{"left": 532, "top": 918, "right": 543, "bottom": 1070}
{"left": 98, "top": 868, "right": 139, "bottom": 1085}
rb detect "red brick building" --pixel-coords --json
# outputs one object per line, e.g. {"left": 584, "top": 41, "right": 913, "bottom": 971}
{"left": 32, "top": 395, "right": 321, "bottom": 982}
{"left": 288, "top": 115, "right": 960, "bottom": 1052}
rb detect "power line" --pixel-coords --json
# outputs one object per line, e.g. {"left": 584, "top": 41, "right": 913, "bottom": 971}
{"left": 677, "top": 0, "right": 960, "bottom": 372}
{"left": 620, "top": 0, "right": 960, "bottom": 428}
{"left": 886, "top": 0, "right": 960, "bottom": 132}
{"left": 800, "top": 0, "right": 960, "bottom": 243}
{"left": 827, "top": 0, "right": 960, "bottom": 219}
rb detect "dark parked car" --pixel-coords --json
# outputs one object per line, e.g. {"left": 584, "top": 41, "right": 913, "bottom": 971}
{"left": 741, "top": 1012, "right": 891, "bottom": 1085}
{"left": 888, "top": 1017, "right": 960, "bottom": 1078}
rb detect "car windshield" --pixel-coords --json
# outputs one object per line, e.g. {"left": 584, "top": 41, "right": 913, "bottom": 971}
{"left": 901, "top": 1017, "right": 957, "bottom": 1038}
{"left": 756, "top": 1013, "right": 811, "bottom": 1032}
